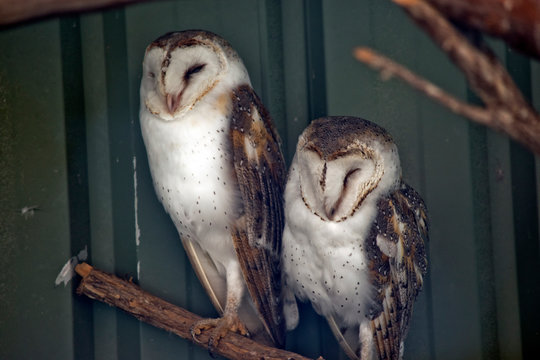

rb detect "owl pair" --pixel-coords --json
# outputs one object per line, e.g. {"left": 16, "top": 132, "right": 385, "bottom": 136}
{"left": 140, "top": 30, "right": 428, "bottom": 360}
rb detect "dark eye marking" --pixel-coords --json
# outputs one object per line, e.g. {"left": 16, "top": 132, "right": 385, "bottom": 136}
{"left": 184, "top": 63, "right": 206, "bottom": 80}
{"left": 320, "top": 162, "right": 327, "bottom": 191}
{"left": 343, "top": 168, "right": 361, "bottom": 187}
{"left": 148, "top": 71, "right": 155, "bottom": 78}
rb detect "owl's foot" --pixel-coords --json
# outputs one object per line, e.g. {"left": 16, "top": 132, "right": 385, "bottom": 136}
{"left": 190, "top": 314, "right": 250, "bottom": 355}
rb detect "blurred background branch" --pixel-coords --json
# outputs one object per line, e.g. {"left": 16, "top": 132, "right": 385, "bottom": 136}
{"left": 355, "top": 0, "right": 540, "bottom": 155}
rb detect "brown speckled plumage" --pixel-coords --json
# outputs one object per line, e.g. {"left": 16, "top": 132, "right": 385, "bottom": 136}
{"left": 229, "top": 84, "right": 286, "bottom": 346}
{"left": 365, "top": 183, "right": 429, "bottom": 359}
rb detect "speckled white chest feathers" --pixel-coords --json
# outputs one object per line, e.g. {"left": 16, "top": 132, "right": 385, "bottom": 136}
{"left": 140, "top": 92, "right": 239, "bottom": 271}
{"left": 139, "top": 30, "right": 251, "bottom": 273}
{"left": 282, "top": 162, "right": 379, "bottom": 325}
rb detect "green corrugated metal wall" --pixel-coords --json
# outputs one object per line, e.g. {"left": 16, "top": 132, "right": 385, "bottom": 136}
{"left": 1, "top": 1, "right": 539, "bottom": 359}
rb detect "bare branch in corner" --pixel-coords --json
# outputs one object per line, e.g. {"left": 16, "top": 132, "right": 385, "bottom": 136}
{"left": 354, "top": 0, "right": 540, "bottom": 155}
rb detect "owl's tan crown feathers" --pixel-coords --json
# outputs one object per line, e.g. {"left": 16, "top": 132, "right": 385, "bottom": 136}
{"left": 147, "top": 30, "right": 240, "bottom": 61}
{"left": 300, "top": 116, "right": 395, "bottom": 159}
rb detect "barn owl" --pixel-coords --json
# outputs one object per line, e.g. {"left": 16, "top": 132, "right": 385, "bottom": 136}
{"left": 282, "top": 116, "right": 428, "bottom": 360}
{"left": 139, "top": 30, "right": 286, "bottom": 350}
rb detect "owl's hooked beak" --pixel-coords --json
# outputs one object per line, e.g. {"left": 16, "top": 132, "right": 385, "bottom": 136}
{"left": 166, "top": 92, "right": 182, "bottom": 114}
{"left": 324, "top": 198, "right": 339, "bottom": 221}
{"left": 324, "top": 204, "right": 336, "bottom": 220}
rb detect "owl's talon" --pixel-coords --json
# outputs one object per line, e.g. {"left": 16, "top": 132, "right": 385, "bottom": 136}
{"left": 190, "top": 315, "right": 249, "bottom": 355}
{"left": 190, "top": 319, "right": 214, "bottom": 344}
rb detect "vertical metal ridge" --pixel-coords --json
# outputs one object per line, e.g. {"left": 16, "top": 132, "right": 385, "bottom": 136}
{"left": 506, "top": 47, "right": 540, "bottom": 359}
{"left": 281, "top": 0, "right": 310, "bottom": 165}
{"left": 102, "top": 8, "right": 141, "bottom": 360}
{"left": 459, "top": 28, "right": 502, "bottom": 358}
{"left": 59, "top": 15, "right": 95, "bottom": 360}
{"left": 257, "top": 0, "right": 288, "bottom": 158}
{"left": 467, "top": 89, "right": 500, "bottom": 360}
{"left": 303, "top": 0, "right": 327, "bottom": 121}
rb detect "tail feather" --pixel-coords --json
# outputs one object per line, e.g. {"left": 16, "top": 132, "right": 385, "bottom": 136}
{"left": 326, "top": 316, "right": 361, "bottom": 360}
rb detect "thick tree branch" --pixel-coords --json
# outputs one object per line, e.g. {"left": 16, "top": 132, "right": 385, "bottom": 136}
{"left": 428, "top": 0, "right": 540, "bottom": 59}
{"left": 355, "top": 0, "right": 540, "bottom": 155}
{"left": 75, "top": 263, "right": 315, "bottom": 360}
{"left": 0, "top": 0, "right": 149, "bottom": 26}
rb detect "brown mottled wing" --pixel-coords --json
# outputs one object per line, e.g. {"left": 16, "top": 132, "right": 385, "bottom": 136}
{"left": 367, "top": 182, "right": 429, "bottom": 359}
{"left": 229, "top": 84, "right": 286, "bottom": 347}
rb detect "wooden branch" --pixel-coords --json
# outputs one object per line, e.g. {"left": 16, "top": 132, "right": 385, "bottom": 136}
{"left": 354, "top": 0, "right": 540, "bottom": 155}
{"left": 0, "top": 0, "right": 149, "bottom": 26}
{"left": 75, "top": 263, "right": 315, "bottom": 360}
{"left": 428, "top": 0, "right": 540, "bottom": 59}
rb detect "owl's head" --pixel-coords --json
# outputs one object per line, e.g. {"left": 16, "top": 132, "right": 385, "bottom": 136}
{"left": 140, "top": 30, "right": 249, "bottom": 120}
{"left": 294, "top": 116, "right": 402, "bottom": 222}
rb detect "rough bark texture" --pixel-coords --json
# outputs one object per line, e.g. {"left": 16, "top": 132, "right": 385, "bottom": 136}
{"left": 355, "top": 0, "right": 540, "bottom": 156}
{"left": 0, "top": 0, "right": 147, "bottom": 25}
{"left": 428, "top": 0, "right": 540, "bottom": 59}
{"left": 75, "top": 263, "right": 315, "bottom": 360}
